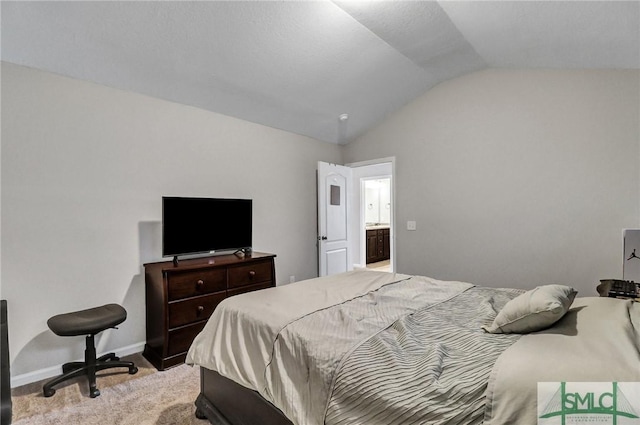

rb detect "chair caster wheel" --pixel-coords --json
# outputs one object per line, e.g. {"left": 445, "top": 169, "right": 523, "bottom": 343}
{"left": 129, "top": 366, "right": 138, "bottom": 375}
{"left": 43, "top": 388, "right": 55, "bottom": 397}
{"left": 90, "top": 388, "right": 100, "bottom": 398}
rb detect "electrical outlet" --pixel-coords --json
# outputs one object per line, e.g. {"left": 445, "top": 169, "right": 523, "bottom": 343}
{"left": 289, "top": 275, "right": 296, "bottom": 283}
{"left": 407, "top": 221, "right": 417, "bottom": 231}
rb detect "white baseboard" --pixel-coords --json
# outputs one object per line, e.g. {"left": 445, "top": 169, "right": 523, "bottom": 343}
{"left": 10, "top": 341, "right": 145, "bottom": 388}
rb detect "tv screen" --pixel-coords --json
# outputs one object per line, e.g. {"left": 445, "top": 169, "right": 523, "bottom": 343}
{"left": 162, "top": 197, "right": 252, "bottom": 257}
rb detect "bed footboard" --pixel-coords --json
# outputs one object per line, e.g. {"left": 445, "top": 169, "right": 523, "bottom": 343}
{"left": 196, "top": 367, "right": 293, "bottom": 425}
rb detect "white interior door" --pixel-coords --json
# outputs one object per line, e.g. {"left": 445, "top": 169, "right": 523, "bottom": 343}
{"left": 317, "top": 161, "right": 352, "bottom": 277}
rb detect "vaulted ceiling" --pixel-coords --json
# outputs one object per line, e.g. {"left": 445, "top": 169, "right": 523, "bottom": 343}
{"left": 2, "top": 1, "right": 639, "bottom": 144}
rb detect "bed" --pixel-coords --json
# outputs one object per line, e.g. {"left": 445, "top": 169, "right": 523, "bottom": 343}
{"left": 186, "top": 270, "right": 640, "bottom": 425}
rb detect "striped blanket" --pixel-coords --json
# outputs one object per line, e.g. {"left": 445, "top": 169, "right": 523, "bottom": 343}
{"left": 325, "top": 287, "right": 522, "bottom": 425}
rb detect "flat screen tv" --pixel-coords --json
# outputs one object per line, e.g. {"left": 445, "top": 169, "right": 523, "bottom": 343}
{"left": 162, "top": 197, "right": 252, "bottom": 260}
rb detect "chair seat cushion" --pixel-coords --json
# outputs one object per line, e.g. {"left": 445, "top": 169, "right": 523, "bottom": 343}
{"left": 47, "top": 304, "right": 127, "bottom": 336}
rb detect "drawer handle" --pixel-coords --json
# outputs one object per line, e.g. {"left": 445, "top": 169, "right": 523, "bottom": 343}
{"left": 196, "top": 279, "right": 204, "bottom": 288}
{"left": 248, "top": 271, "right": 256, "bottom": 279}
{"left": 197, "top": 305, "right": 205, "bottom": 314}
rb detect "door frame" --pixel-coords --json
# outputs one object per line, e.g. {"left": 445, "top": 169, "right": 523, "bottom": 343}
{"left": 346, "top": 157, "right": 396, "bottom": 273}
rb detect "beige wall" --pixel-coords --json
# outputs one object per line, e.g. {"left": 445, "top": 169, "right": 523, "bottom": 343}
{"left": 1, "top": 62, "right": 342, "bottom": 382}
{"left": 344, "top": 69, "right": 640, "bottom": 294}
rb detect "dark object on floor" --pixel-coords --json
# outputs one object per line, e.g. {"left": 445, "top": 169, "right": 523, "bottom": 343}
{"left": 42, "top": 304, "right": 138, "bottom": 398}
{"left": 1, "top": 300, "right": 11, "bottom": 425}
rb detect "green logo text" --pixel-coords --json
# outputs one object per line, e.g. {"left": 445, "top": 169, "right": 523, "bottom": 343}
{"left": 540, "top": 382, "right": 639, "bottom": 424}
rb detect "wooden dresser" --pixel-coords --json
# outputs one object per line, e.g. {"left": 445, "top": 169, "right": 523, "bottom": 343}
{"left": 143, "top": 252, "right": 276, "bottom": 370}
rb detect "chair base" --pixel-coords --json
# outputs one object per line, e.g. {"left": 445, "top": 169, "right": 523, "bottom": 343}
{"left": 43, "top": 335, "right": 138, "bottom": 398}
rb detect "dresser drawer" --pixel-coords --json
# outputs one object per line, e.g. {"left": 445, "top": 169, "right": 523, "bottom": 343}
{"left": 227, "top": 281, "right": 274, "bottom": 298}
{"left": 167, "top": 321, "right": 206, "bottom": 356}
{"left": 166, "top": 269, "right": 226, "bottom": 301}
{"left": 228, "top": 261, "right": 273, "bottom": 289}
{"left": 168, "top": 292, "right": 226, "bottom": 329}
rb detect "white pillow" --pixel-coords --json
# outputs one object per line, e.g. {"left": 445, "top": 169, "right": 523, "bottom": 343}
{"left": 482, "top": 284, "right": 577, "bottom": 334}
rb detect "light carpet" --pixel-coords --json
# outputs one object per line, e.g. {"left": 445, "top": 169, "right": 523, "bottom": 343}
{"left": 11, "top": 354, "right": 205, "bottom": 425}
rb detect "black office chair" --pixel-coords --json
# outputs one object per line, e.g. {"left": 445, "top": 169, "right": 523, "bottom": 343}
{"left": 42, "top": 304, "right": 138, "bottom": 398}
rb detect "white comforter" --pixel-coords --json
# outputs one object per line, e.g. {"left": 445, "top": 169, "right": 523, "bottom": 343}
{"left": 187, "top": 270, "right": 640, "bottom": 425}
{"left": 186, "top": 270, "right": 474, "bottom": 424}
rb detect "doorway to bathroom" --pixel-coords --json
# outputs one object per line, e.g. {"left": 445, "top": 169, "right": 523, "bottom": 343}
{"left": 363, "top": 177, "right": 392, "bottom": 272}
{"left": 347, "top": 158, "right": 394, "bottom": 273}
